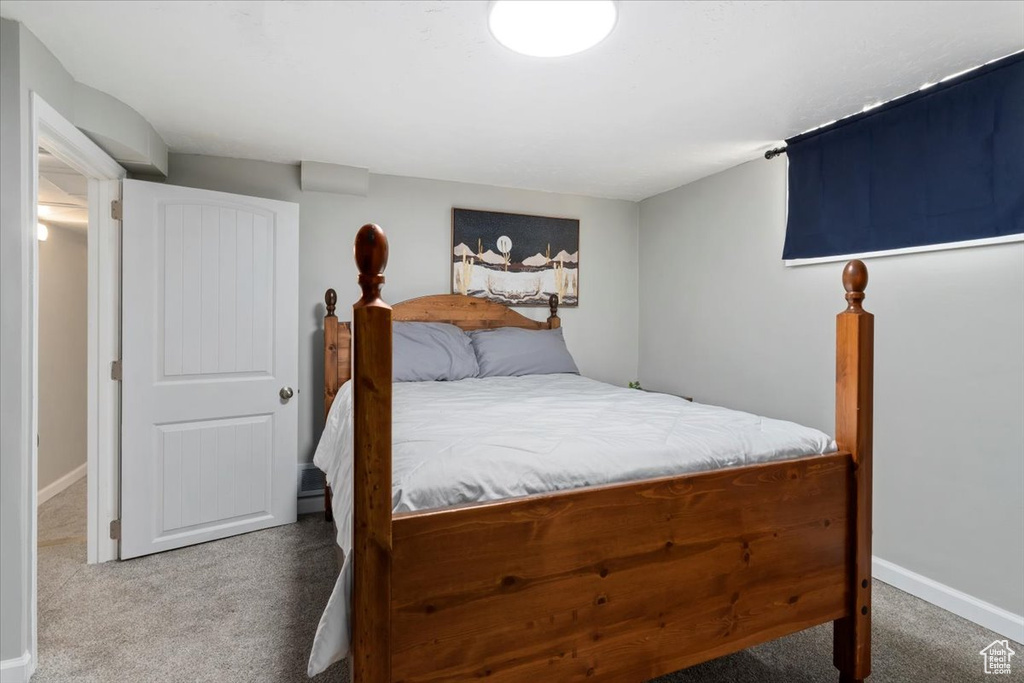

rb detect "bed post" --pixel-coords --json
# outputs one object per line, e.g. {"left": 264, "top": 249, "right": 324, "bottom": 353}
{"left": 324, "top": 288, "right": 339, "bottom": 419}
{"left": 833, "top": 260, "right": 873, "bottom": 683}
{"left": 323, "top": 289, "right": 338, "bottom": 522}
{"left": 547, "top": 294, "right": 560, "bottom": 329}
{"left": 352, "top": 224, "right": 393, "bottom": 683}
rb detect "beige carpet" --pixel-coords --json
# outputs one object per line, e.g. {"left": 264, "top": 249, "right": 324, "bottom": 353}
{"left": 34, "top": 482, "right": 1019, "bottom": 682}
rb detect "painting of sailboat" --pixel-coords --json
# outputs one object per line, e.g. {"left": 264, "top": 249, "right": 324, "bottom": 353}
{"left": 452, "top": 208, "right": 579, "bottom": 307}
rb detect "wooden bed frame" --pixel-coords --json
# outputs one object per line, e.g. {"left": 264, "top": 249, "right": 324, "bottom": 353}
{"left": 322, "top": 223, "right": 873, "bottom": 683}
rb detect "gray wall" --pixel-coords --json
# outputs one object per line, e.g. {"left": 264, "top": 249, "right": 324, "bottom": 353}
{"left": 0, "top": 16, "right": 28, "bottom": 663}
{"left": 38, "top": 226, "right": 88, "bottom": 491}
{"left": 0, "top": 17, "right": 164, "bottom": 663}
{"left": 0, "top": 14, "right": 78, "bottom": 665}
{"left": 162, "top": 153, "right": 640, "bottom": 464}
{"left": 0, "top": 17, "right": 79, "bottom": 663}
{"left": 638, "top": 158, "right": 1024, "bottom": 615}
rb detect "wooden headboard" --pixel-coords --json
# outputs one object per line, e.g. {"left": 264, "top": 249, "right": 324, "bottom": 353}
{"left": 323, "top": 290, "right": 561, "bottom": 420}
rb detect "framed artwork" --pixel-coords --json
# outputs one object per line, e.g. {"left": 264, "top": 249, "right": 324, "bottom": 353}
{"left": 451, "top": 208, "right": 579, "bottom": 307}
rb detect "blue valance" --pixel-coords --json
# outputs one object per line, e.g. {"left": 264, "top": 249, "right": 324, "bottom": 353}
{"left": 783, "top": 52, "right": 1024, "bottom": 261}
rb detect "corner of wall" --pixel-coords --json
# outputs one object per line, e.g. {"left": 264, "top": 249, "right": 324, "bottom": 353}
{"left": 15, "top": 18, "right": 166, "bottom": 176}
{"left": 74, "top": 82, "right": 168, "bottom": 176}
{"left": 631, "top": 199, "right": 642, "bottom": 383}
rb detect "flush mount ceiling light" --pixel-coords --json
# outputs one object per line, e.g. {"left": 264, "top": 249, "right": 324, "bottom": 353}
{"left": 489, "top": 1, "right": 617, "bottom": 58}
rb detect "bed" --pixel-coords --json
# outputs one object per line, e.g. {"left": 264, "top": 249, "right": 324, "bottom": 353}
{"left": 311, "top": 223, "right": 874, "bottom": 683}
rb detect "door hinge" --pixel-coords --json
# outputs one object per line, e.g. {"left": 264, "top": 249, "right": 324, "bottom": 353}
{"left": 110, "top": 359, "right": 122, "bottom": 381}
{"left": 111, "top": 198, "right": 123, "bottom": 221}
{"left": 109, "top": 519, "right": 121, "bottom": 540}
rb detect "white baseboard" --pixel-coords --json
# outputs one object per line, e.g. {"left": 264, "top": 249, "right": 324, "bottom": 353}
{"left": 0, "top": 651, "right": 34, "bottom": 683}
{"left": 873, "top": 556, "right": 1024, "bottom": 643}
{"left": 297, "top": 494, "right": 326, "bottom": 516}
{"left": 38, "top": 461, "right": 87, "bottom": 506}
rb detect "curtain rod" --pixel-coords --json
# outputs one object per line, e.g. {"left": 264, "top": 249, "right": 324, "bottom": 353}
{"left": 782, "top": 50, "right": 1023, "bottom": 151}
{"left": 765, "top": 53, "right": 1022, "bottom": 163}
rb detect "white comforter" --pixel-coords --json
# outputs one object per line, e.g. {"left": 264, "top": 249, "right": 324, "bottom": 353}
{"left": 307, "top": 374, "right": 835, "bottom": 676}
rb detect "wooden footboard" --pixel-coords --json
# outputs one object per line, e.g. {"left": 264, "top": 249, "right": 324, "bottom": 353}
{"left": 332, "top": 224, "right": 873, "bottom": 682}
{"left": 391, "top": 453, "right": 851, "bottom": 682}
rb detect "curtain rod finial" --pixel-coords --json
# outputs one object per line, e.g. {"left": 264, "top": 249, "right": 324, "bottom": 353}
{"left": 765, "top": 146, "right": 788, "bottom": 160}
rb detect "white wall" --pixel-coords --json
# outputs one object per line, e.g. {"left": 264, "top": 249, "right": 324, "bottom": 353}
{"left": 37, "top": 225, "right": 88, "bottom": 492}
{"left": 162, "top": 154, "right": 640, "bottom": 464}
{"left": 638, "top": 158, "right": 1024, "bottom": 617}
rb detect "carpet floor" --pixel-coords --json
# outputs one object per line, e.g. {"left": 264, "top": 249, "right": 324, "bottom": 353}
{"left": 33, "top": 481, "right": 1019, "bottom": 682}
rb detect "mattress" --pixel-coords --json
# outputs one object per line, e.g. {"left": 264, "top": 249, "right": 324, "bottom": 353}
{"left": 307, "top": 374, "right": 836, "bottom": 676}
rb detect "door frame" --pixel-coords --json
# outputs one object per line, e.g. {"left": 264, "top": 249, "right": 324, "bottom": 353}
{"left": 28, "top": 91, "right": 125, "bottom": 667}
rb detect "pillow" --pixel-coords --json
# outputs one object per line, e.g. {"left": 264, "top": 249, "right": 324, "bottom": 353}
{"left": 392, "top": 322, "right": 479, "bottom": 382}
{"left": 469, "top": 327, "right": 579, "bottom": 378}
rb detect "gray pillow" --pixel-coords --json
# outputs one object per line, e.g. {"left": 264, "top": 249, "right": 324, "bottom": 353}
{"left": 469, "top": 327, "right": 579, "bottom": 378}
{"left": 392, "top": 322, "right": 479, "bottom": 382}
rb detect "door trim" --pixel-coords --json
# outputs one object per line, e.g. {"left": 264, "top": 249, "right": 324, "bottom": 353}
{"left": 29, "top": 92, "right": 125, "bottom": 673}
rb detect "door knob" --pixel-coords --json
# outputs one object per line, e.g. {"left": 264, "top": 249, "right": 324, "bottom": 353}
{"left": 279, "top": 386, "right": 294, "bottom": 401}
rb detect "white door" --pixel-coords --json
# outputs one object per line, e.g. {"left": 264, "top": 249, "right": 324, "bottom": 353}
{"left": 120, "top": 180, "right": 299, "bottom": 559}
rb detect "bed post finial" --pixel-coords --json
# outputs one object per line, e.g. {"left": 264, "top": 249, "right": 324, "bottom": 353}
{"left": 354, "top": 223, "right": 389, "bottom": 303}
{"left": 325, "top": 288, "right": 337, "bottom": 317}
{"left": 842, "top": 260, "right": 868, "bottom": 313}
{"left": 547, "top": 294, "right": 561, "bottom": 329}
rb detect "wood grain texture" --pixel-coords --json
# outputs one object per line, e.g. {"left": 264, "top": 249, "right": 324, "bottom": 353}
{"left": 323, "top": 288, "right": 352, "bottom": 418}
{"left": 833, "top": 260, "right": 874, "bottom": 682}
{"left": 393, "top": 293, "right": 554, "bottom": 331}
{"left": 352, "top": 224, "right": 393, "bottom": 683}
{"left": 391, "top": 454, "right": 852, "bottom": 683}
{"left": 323, "top": 308, "right": 338, "bottom": 413}
{"left": 323, "top": 289, "right": 348, "bottom": 522}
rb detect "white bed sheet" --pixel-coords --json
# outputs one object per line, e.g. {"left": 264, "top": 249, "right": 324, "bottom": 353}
{"left": 307, "top": 374, "right": 836, "bottom": 676}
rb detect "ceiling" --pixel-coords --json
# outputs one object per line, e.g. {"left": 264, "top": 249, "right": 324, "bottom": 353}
{"left": 38, "top": 149, "right": 88, "bottom": 232}
{"left": 3, "top": 1, "right": 1021, "bottom": 200}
